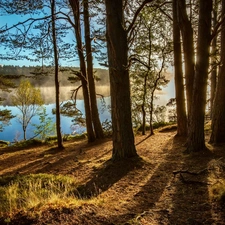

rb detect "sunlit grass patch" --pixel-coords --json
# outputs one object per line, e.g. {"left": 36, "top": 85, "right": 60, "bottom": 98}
{"left": 209, "top": 179, "right": 225, "bottom": 205}
{"left": 0, "top": 140, "right": 9, "bottom": 147}
{"left": 0, "top": 173, "right": 79, "bottom": 217}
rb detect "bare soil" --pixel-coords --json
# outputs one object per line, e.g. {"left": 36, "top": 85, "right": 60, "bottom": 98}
{"left": 0, "top": 129, "right": 225, "bottom": 225}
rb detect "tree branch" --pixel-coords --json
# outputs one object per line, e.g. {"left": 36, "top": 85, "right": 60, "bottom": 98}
{"left": 211, "top": 14, "right": 225, "bottom": 41}
{"left": 127, "top": 0, "right": 155, "bottom": 33}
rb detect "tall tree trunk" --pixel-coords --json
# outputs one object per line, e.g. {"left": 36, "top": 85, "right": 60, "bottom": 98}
{"left": 149, "top": 90, "right": 154, "bottom": 136}
{"left": 83, "top": 0, "right": 104, "bottom": 139}
{"left": 23, "top": 123, "right": 26, "bottom": 140}
{"left": 69, "top": 0, "right": 95, "bottom": 142}
{"left": 105, "top": 0, "right": 137, "bottom": 160}
{"left": 51, "top": 0, "right": 64, "bottom": 149}
{"left": 173, "top": 0, "right": 187, "bottom": 136}
{"left": 186, "top": 0, "right": 212, "bottom": 153}
{"left": 210, "top": 0, "right": 218, "bottom": 118}
{"left": 141, "top": 74, "right": 148, "bottom": 135}
{"left": 210, "top": 0, "right": 225, "bottom": 143}
{"left": 177, "top": 0, "right": 195, "bottom": 119}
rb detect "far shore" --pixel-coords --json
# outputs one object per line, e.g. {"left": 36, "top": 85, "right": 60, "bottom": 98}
{"left": 0, "top": 85, "right": 111, "bottom": 106}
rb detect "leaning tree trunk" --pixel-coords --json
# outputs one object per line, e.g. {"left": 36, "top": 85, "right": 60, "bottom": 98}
{"left": 210, "top": 0, "right": 225, "bottom": 143}
{"left": 83, "top": 0, "right": 104, "bottom": 139}
{"left": 177, "top": 0, "right": 195, "bottom": 120}
{"left": 51, "top": 0, "right": 64, "bottom": 149}
{"left": 105, "top": 0, "right": 137, "bottom": 160}
{"left": 173, "top": 0, "right": 187, "bottom": 136}
{"left": 69, "top": 0, "right": 95, "bottom": 142}
{"left": 186, "top": 0, "right": 212, "bottom": 153}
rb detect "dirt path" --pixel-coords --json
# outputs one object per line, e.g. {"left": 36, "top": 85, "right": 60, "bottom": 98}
{"left": 0, "top": 131, "right": 225, "bottom": 224}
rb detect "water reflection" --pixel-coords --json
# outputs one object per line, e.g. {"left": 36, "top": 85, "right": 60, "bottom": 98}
{"left": 0, "top": 85, "right": 111, "bottom": 142}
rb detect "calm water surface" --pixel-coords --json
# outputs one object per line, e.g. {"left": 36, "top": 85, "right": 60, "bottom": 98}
{"left": 0, "top": 95, "right": 111, "bottom": 142}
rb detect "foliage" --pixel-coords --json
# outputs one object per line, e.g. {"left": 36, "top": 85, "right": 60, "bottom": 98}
{"left": 153, "top": 105, "right": 167, "bottom": 123}
{"left": 32, "top": 107, "right": 56, "bottom": 141}
{"left": 0, "top": 109, "right": 15, "bottom": 132}
{"left": 101, "top": 119, "right": 112, "bottom": 137}
{"left": 11, "top": 79, "right": 44, "bottom": 140}
{"left": 166, "top": 98, "right": 177, "bottom": 122}
{"left": 130, "top": 6, "right": 171, "bottom": 133}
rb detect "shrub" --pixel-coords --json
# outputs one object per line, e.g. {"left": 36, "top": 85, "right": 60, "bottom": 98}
{"left": 0, "top": 140, "right": 9, "bottom": 147}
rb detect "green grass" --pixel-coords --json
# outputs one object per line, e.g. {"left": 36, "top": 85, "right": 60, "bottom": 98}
{"left": 13, "top": 139, "right": 44, "bottom": 148}
{"left": 45, "top": 133, "right": 87, "bottom": 143}
{"left": 0, "top": 140, "right": 10, "bottom": 147}
{"left": 9, "top": 133, "right": 87, "bottom": 148}
{"left": 0, "top": 174, "right": 79, "bottom": 217}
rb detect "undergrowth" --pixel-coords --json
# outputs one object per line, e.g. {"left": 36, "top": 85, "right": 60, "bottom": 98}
{"left": 0, "top": 173, "right": 80, "bottom": 218}
{"left": 209, "top": 179, "right": 225, "bottom": 205}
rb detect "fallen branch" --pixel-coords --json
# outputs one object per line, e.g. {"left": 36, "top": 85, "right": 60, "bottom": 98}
{"left": 173, "top": 168, "right": 208, "bottom": 177}
{"left": 173, "top": 168, "right": 209, "bottom": 185}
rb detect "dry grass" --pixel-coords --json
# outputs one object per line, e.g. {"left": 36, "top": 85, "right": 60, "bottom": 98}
{"left": 0, "top": 174, "right": 78, "bottom": 216}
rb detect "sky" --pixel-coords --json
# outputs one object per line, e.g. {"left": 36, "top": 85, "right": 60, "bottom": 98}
{"left": 0, "top": 9, "right": 102, "bottom": 68}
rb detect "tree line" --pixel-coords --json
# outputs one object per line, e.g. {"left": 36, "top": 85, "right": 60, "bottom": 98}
{"left": 0, "top": 0, "right": 224, "bottom": 161}
{"left": 0, "top": 65, "right": 109, "bottom": 87}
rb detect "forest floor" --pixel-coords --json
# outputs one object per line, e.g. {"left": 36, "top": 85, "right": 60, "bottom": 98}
{"left": 0, "top": 127, "right": 225, "bottom": 224}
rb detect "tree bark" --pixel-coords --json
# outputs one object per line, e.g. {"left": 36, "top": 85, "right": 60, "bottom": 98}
{"left": 105, "top": 0, "right": 137, "bottom": 160}
{"left": 69, "top": 0, "right": 95, "bottom": 142}
{"left": 186, "top": 0, "right": 212, "bottom": 152}
{"left": 210, "top": 0, "right": 218, "bottom": 118}
{"left": 172, "top": 0, "right": 187, "bottom": 136}
{"left": 51, "top": 0, "right": 64, "bottom": 149}
{"left": 177, "top": 0, "right": 195, "bottom": 119}
{"left": 210, "top": 0, "right": 225, "bottom": 143}
{"left": 83, "top": 0, "right": 104, "bottom": 139}
{"left": 141, "top": 74, "right": 148, "bottom": 135}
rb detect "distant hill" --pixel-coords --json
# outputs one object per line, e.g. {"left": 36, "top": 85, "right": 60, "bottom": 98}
{"left": 0, "top": 65, "right": 109, "bottom": 87}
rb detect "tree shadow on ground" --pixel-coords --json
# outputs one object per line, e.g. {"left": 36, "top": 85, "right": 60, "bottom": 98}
{"left": 167, "top": 143, "right": 214, "bottom": 224}
{"left": 102, "top": 134, "right": 223, "bottom": 224}
{"left": 107, "top": 135, "right": 185, "bottom": 224}
{"left": 0, "top": 138, "right": 112, "bottom": 179}
{"left": 75, "top": 155, "right": 145, "bottom": 198}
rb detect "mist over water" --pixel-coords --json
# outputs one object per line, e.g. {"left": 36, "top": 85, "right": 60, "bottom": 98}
{"left": 1, "top": 85, "right": 111, "bottom": 106}
{"left": 41, "top": 85, "right": 111, "bottom": 104}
